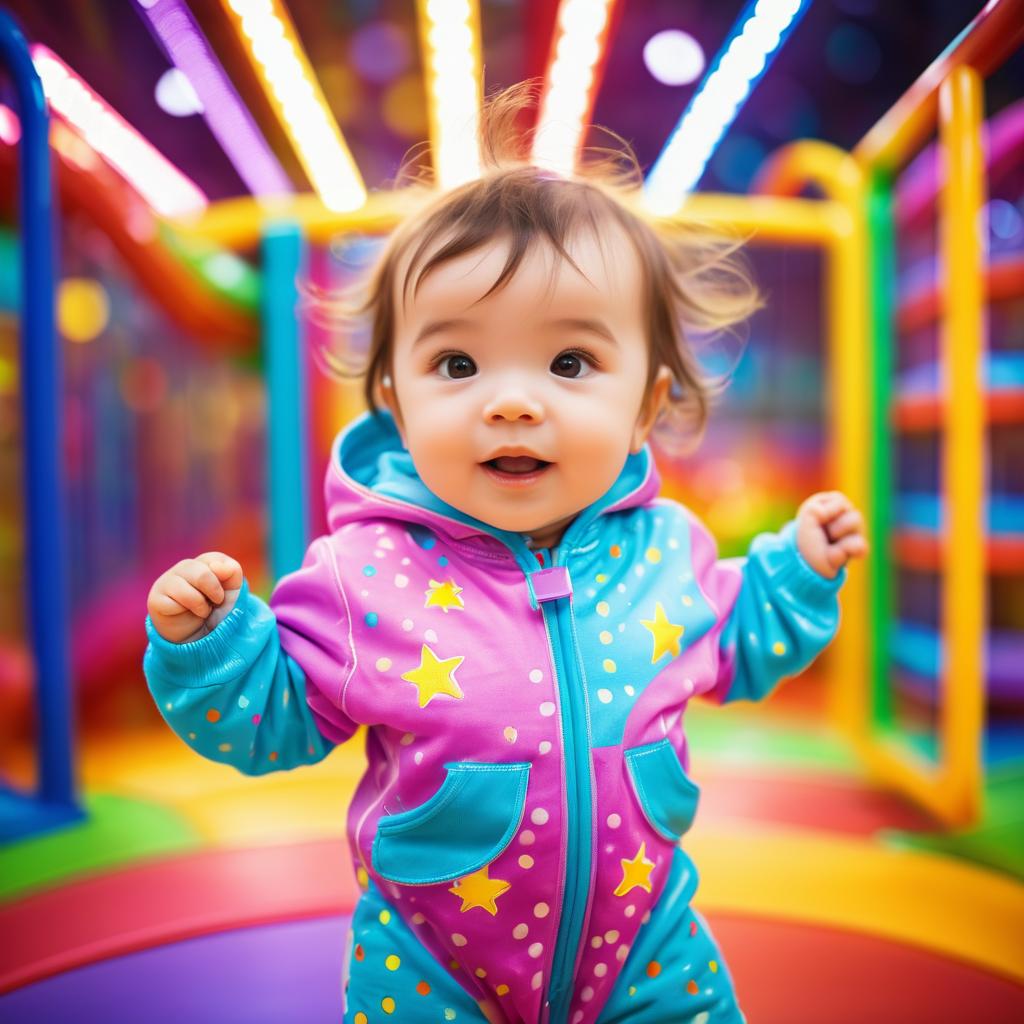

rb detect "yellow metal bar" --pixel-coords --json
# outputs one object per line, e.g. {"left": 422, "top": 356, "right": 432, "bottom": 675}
{"left": 939, "top": 64, "right": 986, "bottom": 824}
{"left": 850, "top": 64, "right": 988, "bottom": 829}
{"left": 854, "top": 0, "right": 1024, "bottom": 174}
{"left": 753, "top": 139, "right": 864, "bottom": 204}
{"left": 751, "top": 140, "right": 871, "bottom": 748}
{"left": 168, "top": 191, "right": 419, "bottom": 249}
{"left": 671, "top": 193, "right": 845, "bottom": 246}
{"left": 167, "top": 190, "right": 843, "bottom": 251}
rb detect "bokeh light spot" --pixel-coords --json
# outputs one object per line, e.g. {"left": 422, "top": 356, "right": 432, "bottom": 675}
{"left": 155, "top": 67, "right": 204, "bottom": 117}
{"left": 382, "top": 73, "right": 428, "bottom": 139}
{"left": 643, "top": 30, "right": 705, "bottom": 86}
{"left": 58, "top": 278, "right": 109, "bottom": 343}
{"left": 351, "top": 21, "right": 412, "bottom": 84}
{"left": 825, "top": 23, "right": 881, "bottom": 84}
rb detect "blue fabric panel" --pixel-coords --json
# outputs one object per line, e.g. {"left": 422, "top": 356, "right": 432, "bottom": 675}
{"left": 372, "top": 761, "right": 531, "bottom": 885}
{"left": 719, "top": 520, "right": 845, "bottom": 703}
{"left": 144, "top": 581, "right": 336, "bottom": 775}
{"left": 624, "top": 737, "right": 701, "bottom": 840}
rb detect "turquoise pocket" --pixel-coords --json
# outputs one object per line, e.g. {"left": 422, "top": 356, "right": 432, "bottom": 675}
{"left": 624, "top": 737, "right": 700, "bottom": 841}
{"left": 371, "top": 761, "right": 531, "bottom": 885}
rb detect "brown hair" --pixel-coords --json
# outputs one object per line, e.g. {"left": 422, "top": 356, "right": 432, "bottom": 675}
{"left": 305, "top": 80, "right": 763, "bottom": 456}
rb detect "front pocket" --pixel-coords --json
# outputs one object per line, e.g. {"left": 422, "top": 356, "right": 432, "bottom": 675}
{"left": 371, "top": 761, "right": 531, "bottom": 885}
{"left": 624, "top": 738, "right": 700, "bottom": 841}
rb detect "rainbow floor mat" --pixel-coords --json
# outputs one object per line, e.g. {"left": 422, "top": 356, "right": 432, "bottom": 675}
{"left": 1, "top": 702, "right": 1021, "bottom": 1022}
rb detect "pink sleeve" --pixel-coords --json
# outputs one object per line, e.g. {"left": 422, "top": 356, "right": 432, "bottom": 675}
{"left": 684, "top": 510, "right": 745, "bottom": 704}
{"left": 269, "top": 537, "right": 361, "bottom": 745}
{"left": 686, "top": 510, "right": 846, "bottom": 705}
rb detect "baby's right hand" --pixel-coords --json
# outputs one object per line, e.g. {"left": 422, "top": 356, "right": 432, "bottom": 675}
{"left": 147, "top": 552, "right": 244, "bottom": 644}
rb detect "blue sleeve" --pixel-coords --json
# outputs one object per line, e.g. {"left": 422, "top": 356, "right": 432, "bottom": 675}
{"left": 707, "top": 519, "right": 846, "bottom": 704}
{"left": 143, "top": 576, "right": 349, "bottom": 775}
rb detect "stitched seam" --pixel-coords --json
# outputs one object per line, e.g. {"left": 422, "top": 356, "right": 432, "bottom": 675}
{"left": 631, "top": 742, "right": 700, "bottom": 796}
{"left": 625, "top": 741, "right": 698, "bottom": 840}
{"left": 374, "top": 764, "right": 531, "bottom": 884}
{"left": 625, "top": 748, "right": 677, "bottom": 841}
{"left": 329, "top": 455, "right": 516, "bottom": 564}
{"left": 322, "top": 536, "right": 359, "bottom": 717}
{"left": 378, "top": 771, "right": 470, "bottom": 836}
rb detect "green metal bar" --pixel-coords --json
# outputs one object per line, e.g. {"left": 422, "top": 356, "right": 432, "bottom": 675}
{"left": 866, "top": 169, "right": 896, "bottom": 733}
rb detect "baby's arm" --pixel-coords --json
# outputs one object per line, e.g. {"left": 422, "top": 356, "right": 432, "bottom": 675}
{"left": 143, "top": 540, "right": 358, "bottom": 775}
{"left": 687, "top": 510, "right": 847, "bottom": 704}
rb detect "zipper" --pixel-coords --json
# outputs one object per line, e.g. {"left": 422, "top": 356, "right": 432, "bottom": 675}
{"left": 513, "top": 526, "right": 602, "bottom": 1023}
{"left": 531, "top": 544, "right": 594, "bottom": 1024}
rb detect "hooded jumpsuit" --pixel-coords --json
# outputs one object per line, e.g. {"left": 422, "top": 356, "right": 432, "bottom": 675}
{"left": 144, "top": 408, "right": 846, "bottom": 1024}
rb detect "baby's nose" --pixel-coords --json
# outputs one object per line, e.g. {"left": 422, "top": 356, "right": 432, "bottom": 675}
{"left": 483, "top": 383, "right": 545, "bottom": 422}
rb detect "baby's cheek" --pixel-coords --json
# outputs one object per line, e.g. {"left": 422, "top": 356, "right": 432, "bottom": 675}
{"left": 561, "top": 428, "right": 622, "bottom": 495}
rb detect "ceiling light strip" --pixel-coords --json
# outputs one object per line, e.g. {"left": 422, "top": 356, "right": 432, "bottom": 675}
{"left": 644, "top": 0, "right": 812, "bottom": 215}
{"left": 219, "top": 0, "right": 365, "bottom": 212}
{"left": 135, "top": 0, "right": 293, "bottom": 199}
{"left": 29, "top": 44, "right": 208, "bottom": 217}
{"left": 532, "top": 0, "right": 618, "bottom": 176}
{"left": 416, "top": 0, "right": 483, "bottom": 189}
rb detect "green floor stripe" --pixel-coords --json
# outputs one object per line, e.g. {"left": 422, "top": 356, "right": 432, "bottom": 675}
{"left": 0, "top": 792, "right": 202, "bottom": 903}
{"left": 685, "top": 701, "right": 861, "bottom": 773}
{"left": 882, "top": 770, "right": 1024, "bottom": 882}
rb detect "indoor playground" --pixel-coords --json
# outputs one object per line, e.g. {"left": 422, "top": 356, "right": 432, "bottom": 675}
{"left": 0, "top": 0, "right": 1022, "bottom": 1021}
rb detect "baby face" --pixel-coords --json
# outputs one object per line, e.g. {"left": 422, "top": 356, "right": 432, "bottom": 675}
{"left": 382, "top": 225, "right": 669, "bottom": 551}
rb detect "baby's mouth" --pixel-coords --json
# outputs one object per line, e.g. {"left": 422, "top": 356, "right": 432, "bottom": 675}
{"left": 483, "top": 456, "right": 552, "bottom": 475}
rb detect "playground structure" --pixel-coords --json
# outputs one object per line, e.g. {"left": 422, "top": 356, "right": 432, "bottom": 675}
{"left": 0, "top": 0, "right": 1021, "bottom": 1019}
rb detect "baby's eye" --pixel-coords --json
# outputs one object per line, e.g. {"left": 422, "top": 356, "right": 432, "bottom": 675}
{"left": 436, "top": 353, "right": 477, "bottom": 379}
{"left": 551, "top": 349, "right": 596, "bottom": 379}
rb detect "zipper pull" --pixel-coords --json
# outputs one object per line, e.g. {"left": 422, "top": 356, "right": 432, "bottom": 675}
{"left": 526, "top": 565, "right": 573, "bottom": 609}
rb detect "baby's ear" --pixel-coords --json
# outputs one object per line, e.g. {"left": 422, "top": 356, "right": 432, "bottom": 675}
{"left": 630, "top": 366, "right": 673, "bottom": 453}
{"left": 377, "top": 373, "right": 408, "bottom": 447}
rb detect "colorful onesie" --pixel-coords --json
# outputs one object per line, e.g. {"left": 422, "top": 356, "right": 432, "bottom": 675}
{"left": 144, "top": 408, "right": 846, "bottom": 1024}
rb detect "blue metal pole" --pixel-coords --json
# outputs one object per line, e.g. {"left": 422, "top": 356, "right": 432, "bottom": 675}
{"left": 0, "top": 8, "right": 80, "bottom": 839}
{"left": 261, "top": 221, "right": 308, "bottom": 581}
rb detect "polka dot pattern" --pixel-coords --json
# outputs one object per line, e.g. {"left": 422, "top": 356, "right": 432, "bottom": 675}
{"left": 158, "top": 474, "right": 811, "bottom": 1022}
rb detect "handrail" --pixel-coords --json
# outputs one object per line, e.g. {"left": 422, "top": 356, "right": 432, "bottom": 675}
{"left": 854, "top": 0, "right": 1024, "bottom": 172}
{"left": 0, "top": 8, "right": 80, "bottom": 840}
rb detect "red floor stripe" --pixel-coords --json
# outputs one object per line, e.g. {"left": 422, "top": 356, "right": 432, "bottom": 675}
{"left": 710, "top": 913, "right": 1024, "bottom": 1023}
{"left": 3, "top": 842, "right": 1020, "bottom": 1019}
{"left": 695, "top": 772, "right": 937, "bottom": 836}
{"left": 0, "top": 839, "right": 357, "bottom": 994}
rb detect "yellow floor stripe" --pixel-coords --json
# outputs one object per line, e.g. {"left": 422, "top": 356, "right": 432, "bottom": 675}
{"left": 685, "top": 823, "right": 1024, "bottom": 984}
{"left": 8, "top": 728, "right": 1021, "bottom": 984}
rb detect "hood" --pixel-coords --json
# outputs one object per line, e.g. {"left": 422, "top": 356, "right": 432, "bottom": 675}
{"left": 324, "top": 408, "right": 661, "bottom": 561}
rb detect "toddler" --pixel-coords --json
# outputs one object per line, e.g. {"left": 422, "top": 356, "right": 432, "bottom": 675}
{"left": 145, "top": 86, "right": 867, "bottom": 1024}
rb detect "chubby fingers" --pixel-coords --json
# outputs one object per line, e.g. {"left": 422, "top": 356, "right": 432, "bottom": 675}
{"left": 150, "top": 572, "right": 214, "bottom": 620}
{"left": 164, "top": 558, "right": 228, "bottom": 616}
{"left": 801, "top": 490, "right": 851, "bottom": 522}
{"left": 196, "top": 552, "right": 244, "bottom": 590}
{"left": 836, "top": 533, "right": 869, "bottom": 558}
{"left": 823, "top": 507, "right": 864, "bottom": 541}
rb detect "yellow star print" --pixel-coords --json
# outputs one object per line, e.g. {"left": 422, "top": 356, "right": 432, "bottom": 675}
{"left": 613, "top": 840, "right": 656, "bottom": 896}
{"left": 448, "top": 864, "right": 511, "bottom": 915}
{"left": 425, "top": 578, "right": 465, "bottom": 612}
{"left": 400, "top": 644, "right": 465, "bottom": 707}
{"left": 640, "top": 601, "right": 685, "bottom": 663}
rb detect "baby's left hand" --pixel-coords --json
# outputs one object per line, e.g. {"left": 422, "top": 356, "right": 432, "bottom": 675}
{"left": 795, "top": 491, "right": 869, "bottom": 579}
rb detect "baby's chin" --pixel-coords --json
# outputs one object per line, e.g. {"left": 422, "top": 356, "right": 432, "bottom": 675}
{"left": 435, "top": 495, "right": 575, "bottom": 540}
{"left": 473, "top": 509, "right": 579, "bottom": 544}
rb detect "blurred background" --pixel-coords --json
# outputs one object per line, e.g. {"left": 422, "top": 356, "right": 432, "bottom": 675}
{"left": 0, "top": 1, "right": 1021, "bottom": 1021}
